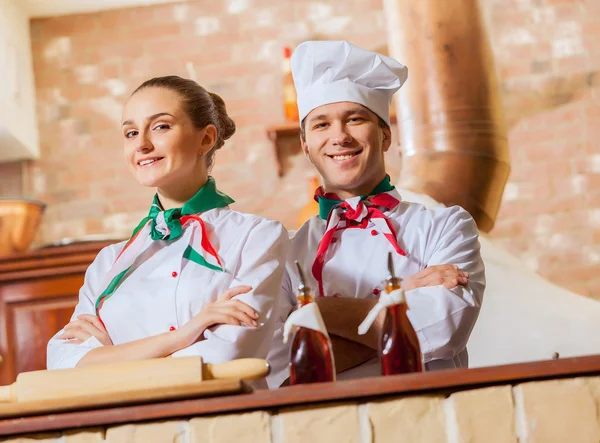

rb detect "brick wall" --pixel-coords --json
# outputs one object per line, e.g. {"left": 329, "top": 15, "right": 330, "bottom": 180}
{"left": 27, "top": 0, "right": 394, "bottom": 245}
{"left": 24, "top": 0, "right": 600, "bottom": 297}
{"left": 485, "top": 0, "right": 600, "bottom": 298}
{"left": 0, "top": 162, "right": 23, "bottom": 197}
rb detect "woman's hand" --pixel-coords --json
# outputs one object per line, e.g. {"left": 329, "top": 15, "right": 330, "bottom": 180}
{"left": 175, "top": 285, "right": 258, "bottom": 348}
{"left": 59, "top": 314, "right": 113, "bottom": 346}
{"left": 404, "top": 264, "right": 469, "bottom": 291}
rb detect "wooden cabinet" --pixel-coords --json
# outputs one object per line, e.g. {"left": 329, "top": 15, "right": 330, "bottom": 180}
{"left": 0, "top": 242, "right": 113, "bottom": 384}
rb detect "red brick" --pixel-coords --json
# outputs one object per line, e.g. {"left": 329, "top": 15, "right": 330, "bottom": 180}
{"left": 554, "top": 55, "right": 591, "bottom": 76}
{"left": 522, "top": 140, "right": 583, "bottom": 163}
{"left": 33, "top": 69, "right": 66, "bottom": 90}
{"left": 96, "top": 7, "right": 157, "bottom": 31}
{"left": 587, "top": 192, "right": 600, "bottom": 207}
{"left": 554, "top": 3, "right": 585, "bottom": 20}
{"left": 84, "top": 217, "right": 106, "bottom": 234}
{"left": 177, "top": 1, "right": 227, "bottom": 17}
{"left": 31, "top": 14, "right": 100, "bottom": 38}
{"left": 489, "top": 217, "right": 528, "bottom": 238}
{"left": 582, "top": 21, "right": 600, "bottom": 36}
{"left": 69, "top": 32, "right": 120, "bottom": 58}
{"left": 537, "top": 194, "right": 587, "bottom": 214}
{"left": 496, "top": 199, "right": 535, "bottom": 219}
{"left": 239, "top": 27, "right": 282, "bottom": 41}
{"left": 141, "top": 35, "right": 200, "bottom": 61}
{"left": 584, "top": 103, "right": 600, "bottom": 119}
{"left": 106, "top": 195, "right": 147, "bottom": 213}
{"left": 101, "top": 62, "right": 122, "bottom": 79}
{"left": 122, "top": 57, "right": 188, "bottom": 80}
{"left": 181, "top": 46, "right": 235, "bottom": 67}
{"left": 96, "top": 41, "right": 147, "bottom": 63}
{"left": 529, "top": 104, "right": 584, "bottom": 127}
{"left": 546, "top": 0, "right": 583, "bottom": 5}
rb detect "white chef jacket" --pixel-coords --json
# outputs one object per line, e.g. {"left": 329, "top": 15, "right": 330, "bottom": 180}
{"left": 266, "top": 190, "right": 485, "bottom": 388}
{"left": 47, "top": 207, "right": 289, "bottom": 383}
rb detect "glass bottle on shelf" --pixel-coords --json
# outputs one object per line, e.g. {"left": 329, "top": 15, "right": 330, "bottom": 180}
{"left": 282, "top": 46, "right": 299, "bottom": 123}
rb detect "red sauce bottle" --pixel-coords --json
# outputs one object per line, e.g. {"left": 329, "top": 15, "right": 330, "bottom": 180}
{"left": 380, "top": 253, "right": 423, "bottom": 376}
{"left": 289, "top": 261, "right": 336, "bottom": 385}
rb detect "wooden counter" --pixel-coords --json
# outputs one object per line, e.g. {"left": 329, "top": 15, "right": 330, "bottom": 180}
{"left": 0, "top": 242, "right": 114, "bottom": 385}
{"left": 2, "top": 354, "right": 600, "bottom": 438}
{"left": 2, "top": 243, "right": 599, "bottom": 441}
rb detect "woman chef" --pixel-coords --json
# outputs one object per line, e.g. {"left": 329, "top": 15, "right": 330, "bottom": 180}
{"left": 47, "top": 76, "right": 289, "bottom": 373}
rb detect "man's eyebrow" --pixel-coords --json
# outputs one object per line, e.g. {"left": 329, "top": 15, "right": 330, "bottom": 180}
{"left": 344, "top": 108, "right": 370, "bottom": 116}
{"left": 308, "top": 114, "right": 328, "bottom": 123}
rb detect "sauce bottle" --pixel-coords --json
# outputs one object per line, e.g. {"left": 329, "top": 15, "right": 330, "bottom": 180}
{"left": 282, "top": 46, "right": 299, "bottom": 122}
{"left": 380, "top": 252, "right": 423, "bottom": 375}
{"left": 289, "top": 261, "right": 336, "bottom": 385}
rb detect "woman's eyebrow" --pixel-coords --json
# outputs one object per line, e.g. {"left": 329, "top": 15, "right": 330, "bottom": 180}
{"left": 122, "top": 112, "right": 176, "bottom": 126}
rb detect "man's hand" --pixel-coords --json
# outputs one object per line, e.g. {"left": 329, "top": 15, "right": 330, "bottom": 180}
{"left": 404, "top": 264, "right": 468, "bottom": 291}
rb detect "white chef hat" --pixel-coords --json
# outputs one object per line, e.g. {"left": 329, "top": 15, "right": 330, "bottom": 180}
{"left": 291, "top": 40, "right": 408, "bottom": 127}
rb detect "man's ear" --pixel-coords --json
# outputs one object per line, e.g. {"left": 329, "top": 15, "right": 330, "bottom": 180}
{"left": 381, "top": 125, "right": 392, "bottom": 153}
{"left": 301, "top": 138, "right": 314, "bottom": 165}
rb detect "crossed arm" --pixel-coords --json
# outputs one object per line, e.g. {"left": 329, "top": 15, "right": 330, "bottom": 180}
{"left": 317, "top": 265, "right": 470, "bottom": 372}
{"left": 57, "top": 286, "right": 259, "bottom": 367}
{"left": 49, "top": 220, "right": 289, "bottom": 369}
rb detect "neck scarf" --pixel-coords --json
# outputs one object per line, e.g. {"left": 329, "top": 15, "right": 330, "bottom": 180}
{"left": 95, "top": 177, "right": 233, "bottom": 315}
{"left": 312, "top": 175, "right": 406, "bottom": 297}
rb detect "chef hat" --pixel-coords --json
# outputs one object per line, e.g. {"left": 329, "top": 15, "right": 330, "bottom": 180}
{"left": 291, "top": 40, "right": 408, "bottom": 127}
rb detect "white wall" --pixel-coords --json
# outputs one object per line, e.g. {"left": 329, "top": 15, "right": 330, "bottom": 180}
{"left": 0, "top": 0, "right": 39, "bottom": 161}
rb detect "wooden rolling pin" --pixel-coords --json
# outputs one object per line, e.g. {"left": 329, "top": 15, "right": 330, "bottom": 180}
{"left": 0, "top": 357, "right": 269, "bottom": 403}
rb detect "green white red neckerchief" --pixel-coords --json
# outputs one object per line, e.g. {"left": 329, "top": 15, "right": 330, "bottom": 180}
{"left": 315, "top": 175, "right": 396, "bottom": 220}
{"left": 312, "top": 175, "right": 406, "bottom": 297}
{"left": 95, "top": 176, "right": 234, "bottom": 316}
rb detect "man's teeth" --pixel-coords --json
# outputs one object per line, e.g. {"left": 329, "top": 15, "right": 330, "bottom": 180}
{"left": 139, "top": 159, "right": 158, "bottom": 166}
{"left": 332, "top": 153, "right": 357, "bottom": 160}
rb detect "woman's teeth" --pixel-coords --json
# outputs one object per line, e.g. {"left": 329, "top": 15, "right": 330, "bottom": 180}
{"left": 139, "top": 159, "right": 158, "bottom": 166}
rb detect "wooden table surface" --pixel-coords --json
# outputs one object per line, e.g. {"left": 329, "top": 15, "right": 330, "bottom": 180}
{"left": 2, "top": 354, "right": 600, "bottom": 436}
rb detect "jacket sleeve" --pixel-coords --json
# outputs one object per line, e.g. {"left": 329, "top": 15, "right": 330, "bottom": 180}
{"left": 405, "top": 206, "right": 486, "bottom": 364}
{"left": 46, "top": 245, "right": 117, "bottom": 369}
{"left": 172, "top": 219, "right": 290, "bottom": 364}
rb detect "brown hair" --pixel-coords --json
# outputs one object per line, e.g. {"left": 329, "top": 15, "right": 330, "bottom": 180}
{"left": 132, "top": 75, "right": 236, "bottom": 171}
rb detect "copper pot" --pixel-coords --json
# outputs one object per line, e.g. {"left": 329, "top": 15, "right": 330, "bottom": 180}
{"left": 0, "top": 199, "right": 46, "bottom": 256}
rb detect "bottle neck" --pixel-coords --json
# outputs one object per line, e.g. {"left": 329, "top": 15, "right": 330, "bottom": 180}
{"left": 385, "top": 277, "right": 407, "bottom": 304}
{"left": 385, "top": 277, "right": 401, "bottom": 293}
{"left": 297, "top": 287, "right": 315, "bottom": 307}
